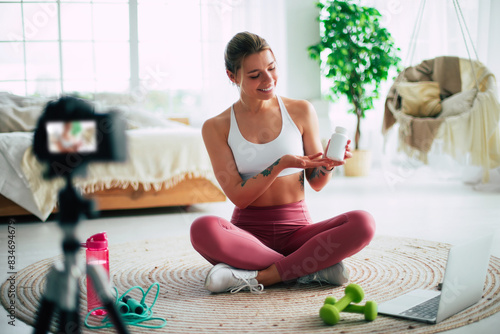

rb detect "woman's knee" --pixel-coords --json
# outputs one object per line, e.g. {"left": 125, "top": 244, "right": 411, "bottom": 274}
{"left": 190, "top": 215, "right": 223, "bottom": 246}
{"left": 347, "top": 210, "right": 376, "bottom": 243}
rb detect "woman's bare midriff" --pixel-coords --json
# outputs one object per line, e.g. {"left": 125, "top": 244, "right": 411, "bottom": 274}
{"left": 247, "top": 171, "right": 305, "bottom": 207}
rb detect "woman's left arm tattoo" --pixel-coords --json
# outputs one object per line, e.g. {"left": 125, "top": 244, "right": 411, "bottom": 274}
{"left": 308, "top": 167, "right": 325, "bottom": 180}
{"left": 241, "top": 175, "right": 258, "bottom": 187}
{"left": 241, "top": 159, "right": 281, "bottom": 187}
{"left": 260, "top": 158, "right": 281, "bottom": 177}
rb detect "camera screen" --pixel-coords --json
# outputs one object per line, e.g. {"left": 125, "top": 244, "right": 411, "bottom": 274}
{"left": 47, "top": 121, "right": 97, "bottom": 154}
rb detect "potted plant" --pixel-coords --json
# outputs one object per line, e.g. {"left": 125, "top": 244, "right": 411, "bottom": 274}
{"left": 308, "top": 0, "right": 401, "bottom": 176}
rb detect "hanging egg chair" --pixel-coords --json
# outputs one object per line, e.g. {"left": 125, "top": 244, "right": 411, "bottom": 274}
{"left": 382, "top": 1, "right": 500, "bottom": 183}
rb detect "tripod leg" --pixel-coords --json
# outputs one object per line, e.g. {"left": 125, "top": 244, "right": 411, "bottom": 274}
{"left": 58, "top": 308, "right": 80, "bottom": 334}
{"left": 34, "top": 264, "right": 64, "bottom": 334}
{"left": 87, "top": 264, "right": 129, "bottom": 334}
{"left": 103, "top": 301, "right": 129, "bottom": 334}
{"left": 33, "top": 298, "right": 56, "bottom": 334}
{"left": 57, "top": 284, "right": 81, "bottom": 334}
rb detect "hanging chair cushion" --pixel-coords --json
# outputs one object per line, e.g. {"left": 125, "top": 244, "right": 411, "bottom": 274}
{"left": 438, "top": 88, "right": 477, "bottom": 118}
{"left": 396, "top": 81, "right": 442, "bottom": 117}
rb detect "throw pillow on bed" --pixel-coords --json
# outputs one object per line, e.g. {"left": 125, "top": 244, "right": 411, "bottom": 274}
{"left": 438, "top": 88, "right": 477, "bottom": 118}
{"left": 113, "top": 105, "right": 188, "bottom": 129}
{"left": 0, "top": 93, "right": 48, "bottom": 132}
{"left": 396, "top": 81, "right": 442, "bottom": 117}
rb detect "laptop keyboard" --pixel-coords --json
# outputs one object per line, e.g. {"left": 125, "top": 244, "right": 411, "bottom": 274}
{"left": 400, "top": 295, "right": 441, "bottom": 320}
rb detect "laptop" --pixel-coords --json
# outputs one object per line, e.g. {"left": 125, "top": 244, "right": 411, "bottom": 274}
{"left": 378, "top": 234, "right": 493, "bottom": 324}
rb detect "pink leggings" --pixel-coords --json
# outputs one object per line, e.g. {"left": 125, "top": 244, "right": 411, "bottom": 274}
{"left": 190, "top": 200, "right": 375, "bottom": 281}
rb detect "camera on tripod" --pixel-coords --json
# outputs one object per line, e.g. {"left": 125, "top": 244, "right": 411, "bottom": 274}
{"left": 33, "top": 95, "right": 127, "bottom": 179}
{"left": 32, "top": 96, "right": 130, "bottom": 334}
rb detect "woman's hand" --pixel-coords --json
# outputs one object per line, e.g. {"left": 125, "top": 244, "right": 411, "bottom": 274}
{"left": 324, "top": 139, "right": 353, "bottom": 163}
{"left": 343, "top": 139, "right": 353, "bottom": 160}
{"left": 283, "top": 152, "right": 338, "bottom": 170}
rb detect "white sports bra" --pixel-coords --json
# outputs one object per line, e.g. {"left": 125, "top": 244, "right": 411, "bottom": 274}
{"left": 228, "top": 96, "right": 304, "bottom": 181}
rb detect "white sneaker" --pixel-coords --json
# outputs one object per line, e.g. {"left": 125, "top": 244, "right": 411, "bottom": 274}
{"left": 297, "top": 262, "right": 350, "bottom": 286}
{"left": 204, "top": 263, "right": 264, "bottom": 294}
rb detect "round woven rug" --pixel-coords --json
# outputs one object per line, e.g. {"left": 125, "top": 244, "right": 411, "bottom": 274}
{"left": 2, "top": 235, "right": 500, "bottom": 333}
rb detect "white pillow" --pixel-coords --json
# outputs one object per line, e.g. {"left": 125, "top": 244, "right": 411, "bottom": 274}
{"left": 438, "top": 89, "right": 477, "bottom": 118}
{"left": 112, "top": 105, "right": 187, "bottom": 129}
{"left": 0, "top": 93, "right": 48, "bottom": 132}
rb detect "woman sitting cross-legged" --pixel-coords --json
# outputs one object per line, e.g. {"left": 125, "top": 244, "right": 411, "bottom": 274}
{"left": 190, "top": 31, "right": 376, "bottom": 294}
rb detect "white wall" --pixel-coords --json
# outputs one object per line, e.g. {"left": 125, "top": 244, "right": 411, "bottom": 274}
{"left": 283, "top": 0, "right": 333, "bottom": 142}
{"left": 284, "top": 1, "right": 322, "bottom": 101}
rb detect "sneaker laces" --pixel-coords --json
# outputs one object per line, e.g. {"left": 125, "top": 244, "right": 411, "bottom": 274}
{"left": 229, "top": 278, "right": 264, "bottom": 294}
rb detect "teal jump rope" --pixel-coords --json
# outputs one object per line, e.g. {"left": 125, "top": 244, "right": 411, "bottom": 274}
{"left": 84, "top": 282, "right": 167, "bottom": 329}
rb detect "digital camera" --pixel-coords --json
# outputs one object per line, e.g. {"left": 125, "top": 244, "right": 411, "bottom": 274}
{"left": 33, "top": 96, "right": 127, "bottom": 178}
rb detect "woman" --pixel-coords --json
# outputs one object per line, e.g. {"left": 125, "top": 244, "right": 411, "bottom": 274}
{"left": 190, "top": 32, "right": 375, "bottom": 293}
{"left": 54, "top": 121, "right": 83, "bottom": 153}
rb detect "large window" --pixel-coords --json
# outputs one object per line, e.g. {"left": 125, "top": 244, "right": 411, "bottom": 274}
{"left": 1, "top": 1, "right": 129, "bottom": 95}
{"left": 0, "top": 0, "right": 203, "bottom": 115}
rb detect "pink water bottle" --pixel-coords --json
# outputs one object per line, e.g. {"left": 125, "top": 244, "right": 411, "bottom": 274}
{"left": 82, "top": 232, "right": 109, "bottom": 315}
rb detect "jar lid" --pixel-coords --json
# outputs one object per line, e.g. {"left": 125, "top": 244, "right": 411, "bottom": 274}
{"left": 335, "top": 126, "right": 348, "bottom": 135}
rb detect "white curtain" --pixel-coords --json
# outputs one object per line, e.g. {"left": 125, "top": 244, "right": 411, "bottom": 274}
{"left": 197, "top": 0, "right": 286, "bottom": 125}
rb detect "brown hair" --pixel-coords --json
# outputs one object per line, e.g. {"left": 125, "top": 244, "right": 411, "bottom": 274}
{"left": 224, "top": 32, "right": 272, "bottom": 75}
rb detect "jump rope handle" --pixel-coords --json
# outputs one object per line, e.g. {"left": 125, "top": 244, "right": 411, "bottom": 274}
{"left": 122, "top": 295, "right": 145, "bottom": 315}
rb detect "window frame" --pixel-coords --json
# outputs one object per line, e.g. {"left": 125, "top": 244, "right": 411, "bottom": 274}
{"left": 0, "top": 0, "right": 139, "bottom": 96}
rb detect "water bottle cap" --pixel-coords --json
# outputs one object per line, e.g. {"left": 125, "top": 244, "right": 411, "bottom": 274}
{"left": 83, "top": 232, "right": 108, "bottom": 249}
{"left": 335, "top": 126, "right": 348, "bottom": 135}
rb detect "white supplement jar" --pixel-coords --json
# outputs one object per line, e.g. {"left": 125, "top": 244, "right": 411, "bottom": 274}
{"left": 326, "top": 126, "right": 349, "bottom": 162}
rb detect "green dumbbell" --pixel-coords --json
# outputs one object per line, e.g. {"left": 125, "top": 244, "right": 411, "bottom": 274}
{"left": 319, "top": 283, "right": 364, "bottom": 325}
{"left": 324, "top": 296, "right": 377, "bottom": 321}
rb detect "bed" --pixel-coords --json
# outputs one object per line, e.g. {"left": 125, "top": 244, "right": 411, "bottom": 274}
{"left": 0, "top": 93, "right": 226, "bottom": 221}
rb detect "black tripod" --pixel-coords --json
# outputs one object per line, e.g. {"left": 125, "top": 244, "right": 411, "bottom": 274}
{"left": 33, "top": 174, "right": 129, "bottom": 334}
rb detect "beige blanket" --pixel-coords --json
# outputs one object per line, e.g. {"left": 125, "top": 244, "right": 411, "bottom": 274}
{"left": 438, "top": 59, "right": 500, "bottom": 181}
{"left": 21, "top": 127, "right": 217, "bottom": 220}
